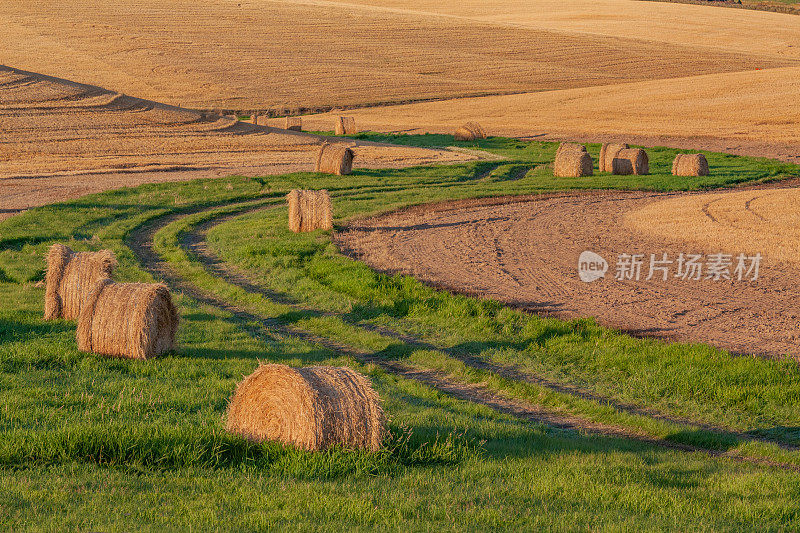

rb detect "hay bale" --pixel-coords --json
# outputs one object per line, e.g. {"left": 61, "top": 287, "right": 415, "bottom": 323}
{"left": 76, "top": 279, "right": 178, "bottom": 360}
{"left": 226, "top": 364, "right": 385, "bottom": 452}
{"left": 555, "top": 142, "right": 587, "bottom": 160}
{"left": 335, "top": 116, "right": 357, "bottom": 135}
{"left": 554, "top": 148, "right": 593, "bottom": 178}
{"left": 315, "top": 143, "right": 354, "bottom": 175}
{"left": 599, "top": 143, "right": 629, "bottom": 173}
{"left": 612, "top": 148, "right": 649, "bottom": 175}
{"left": 672, "top": 153, "right": 709, "bottom": 176}
{"left": 44, "top": 244, "right": 117, "bottom": 320}
{"left": 454, "top": 122, "right": 487, "bottom": 141}
{"left": 287, "top": 189, "right": 333, "bottom": 232}
{"left": 285, "top": 116, "right": 302, "bottom": 131}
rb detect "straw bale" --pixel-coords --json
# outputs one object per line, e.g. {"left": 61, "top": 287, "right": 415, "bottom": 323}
{"left": 226, "top": 364, "right": 385, "bottom": 451}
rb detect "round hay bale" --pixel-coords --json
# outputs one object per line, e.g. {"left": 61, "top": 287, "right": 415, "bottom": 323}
{"left": 672, "top": 153, "right": 709, "bottom": 176}
{"left": 454, "top": 122, "right": 487, "bottom": 141}
{"left": 76, "top": 279, "right": 178, "bottom": 360}
{"left": 315, "top": 143, "right": 354, "bottom": 175}
{"left": 554, "top": 149, "right": 593, "bottom": 178}
{"left": 335, "top": 116, "right": 357, "bottom": 136}
{"left": 555, "top": 142, "right": 587, "bottom": 160}
{"left": 226, "top": 364, "right": 385, "bottom": 452}
{"left": 612, "top": 148, "right": 649, "bottom": 176}
{"left": 599, "top": 143, "right": 629, "bottom": 173}
{"left": 287, "top": 189, "right": 333, "bottom": 232}
{"left": 44, "top": 244, "right": 117, "bottom": 320}
{"left": 285, "top": 116, "right": 302, "bottom": 131}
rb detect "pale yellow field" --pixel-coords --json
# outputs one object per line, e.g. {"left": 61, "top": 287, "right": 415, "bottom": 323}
{"left": 1, "top": 0, "right": 794, "bottom": 110}
{"left": 624, "top": 187, "right": 800, "bottom": 266}
{"left": 337, "top": 0, "right": 800, "bottom": 61}
{"left": 297, "top": 66, "right": 800, "bottom": 161}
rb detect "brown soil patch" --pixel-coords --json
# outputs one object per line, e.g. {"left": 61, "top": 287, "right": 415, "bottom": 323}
{"left": 336, "top": 188, "right": 800, "bottom": 359}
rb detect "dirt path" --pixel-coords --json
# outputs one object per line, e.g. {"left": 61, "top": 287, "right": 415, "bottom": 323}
{"left": 124, "top": 199, "right": 800, "bottom": 472}
{"left": 336, "top": 188, "right": 800, "bottom": 359}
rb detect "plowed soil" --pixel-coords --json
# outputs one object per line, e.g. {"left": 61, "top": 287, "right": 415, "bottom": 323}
{"left": 336, "top": 188, "right": 800, "bottom": 359}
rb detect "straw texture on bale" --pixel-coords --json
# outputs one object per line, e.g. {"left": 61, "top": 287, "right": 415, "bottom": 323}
{"left": 453, "top": 122, "right": 487, "bottom": 141}
{"left": 76, "top": 279, "right": 178, "bottom": 360}
{"left": 226, "top": 364, "right": 385, "bottom": 452}
{"left": 554, "top": 148, "right": 593, "bottom": 178}
{"left": 672, "top": 153, "right": 709, "bottom": 176}
{"left": 44, "top": 244, "right": 117, "bottom": 320}
{"left": 287, "top": 189, "right": 333, "bottom": 232}
{"left": 335, "top": 116, "right": 357, "bottom": 135}
{"left": 612, "top": 148, "right": 649, "bottom": 175}
{"left": 285, "top": 116, "right": 302, "bottom": 131}
{"left": 315, "top": 143, "right": 354, "bottom": 175}
{"left": 599, "top": 143, "right": 629, "bottom": 173}
{"left": 555, "top": 142, "right": 587, "bottom": 159}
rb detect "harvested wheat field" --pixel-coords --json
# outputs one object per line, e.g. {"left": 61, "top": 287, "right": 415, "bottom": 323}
{"left": 337, "top": 186, "right": 800, "bottom": 358}
{"left": 0, "top": 66, "right": 475, "bottom": 221}
{"left": 1, "top": 0, "right": 794, "bottom": 111}
{"left": 625, "top": 187, "right": 800, "bottom": 266}
{"left": 300, "top": 66, "right": 800, "bottom": 163}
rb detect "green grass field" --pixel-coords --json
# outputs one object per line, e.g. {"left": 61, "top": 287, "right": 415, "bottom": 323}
{"left": 2, "top": 136, "right": 800, "bottom": 530}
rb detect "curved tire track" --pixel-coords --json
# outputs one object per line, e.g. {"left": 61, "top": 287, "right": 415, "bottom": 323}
{"left": 125, "top": 199, "right": 800, "bottom": 472}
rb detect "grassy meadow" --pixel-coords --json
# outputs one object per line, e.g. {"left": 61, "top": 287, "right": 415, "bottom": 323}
{"left": 2, "top": 135, "right": 800, "bottom": 530}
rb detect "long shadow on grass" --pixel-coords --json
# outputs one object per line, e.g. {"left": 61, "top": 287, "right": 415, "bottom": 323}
{"left": 0, "top": 422, "right": 481, "bottom": 478}
{"left": 0, "top": 317, "right": 74, "bottom": 342}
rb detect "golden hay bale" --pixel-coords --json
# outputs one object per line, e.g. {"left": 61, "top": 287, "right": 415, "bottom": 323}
{"left": 453, "top": 122, "right": 487, "bottom": 141}
{"left": 285, "top": 116, "right": 302, "bottom": 131}
{"left": 672, "top": 153, "right": 709, "bottom": 177}
{"left": 287, "top": 189, "right": 333, "bottom": 232}
{"left": 612, "top": 148, "right": 649, "bottom": 175}
{"left": 335, "top": 116, "right": 358, "bottom": 135}
{"left": 315, "top": 143, "right": 354, "bottom": 175}
{"left": 599, "top": 143, "right": 629, "bottom": 173}
{"left": 555, "top": 142, "right": 587, "bottom": 160}
{"left": 226, "top": 364, "right": 385, "bottom": 452}
{"left": 44, "top": 244, "right": 117, "bottom": 320}
{"left": 554, "top": 148, "right": 593, "bottom": 178}
{"left": 76, "top": 278, "right": 178, "bottom": 360}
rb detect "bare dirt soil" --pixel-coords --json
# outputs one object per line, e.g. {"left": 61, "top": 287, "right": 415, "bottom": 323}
{"left": 0, "top": 66, "right": 474, "bottom": 221}
{"left": 337, "top": 188, "right": 800, "bottom": 359}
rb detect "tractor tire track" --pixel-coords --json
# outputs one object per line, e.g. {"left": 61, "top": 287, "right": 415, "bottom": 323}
{"left": 125, "top": 200, "right": 800, "bottom": 473}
